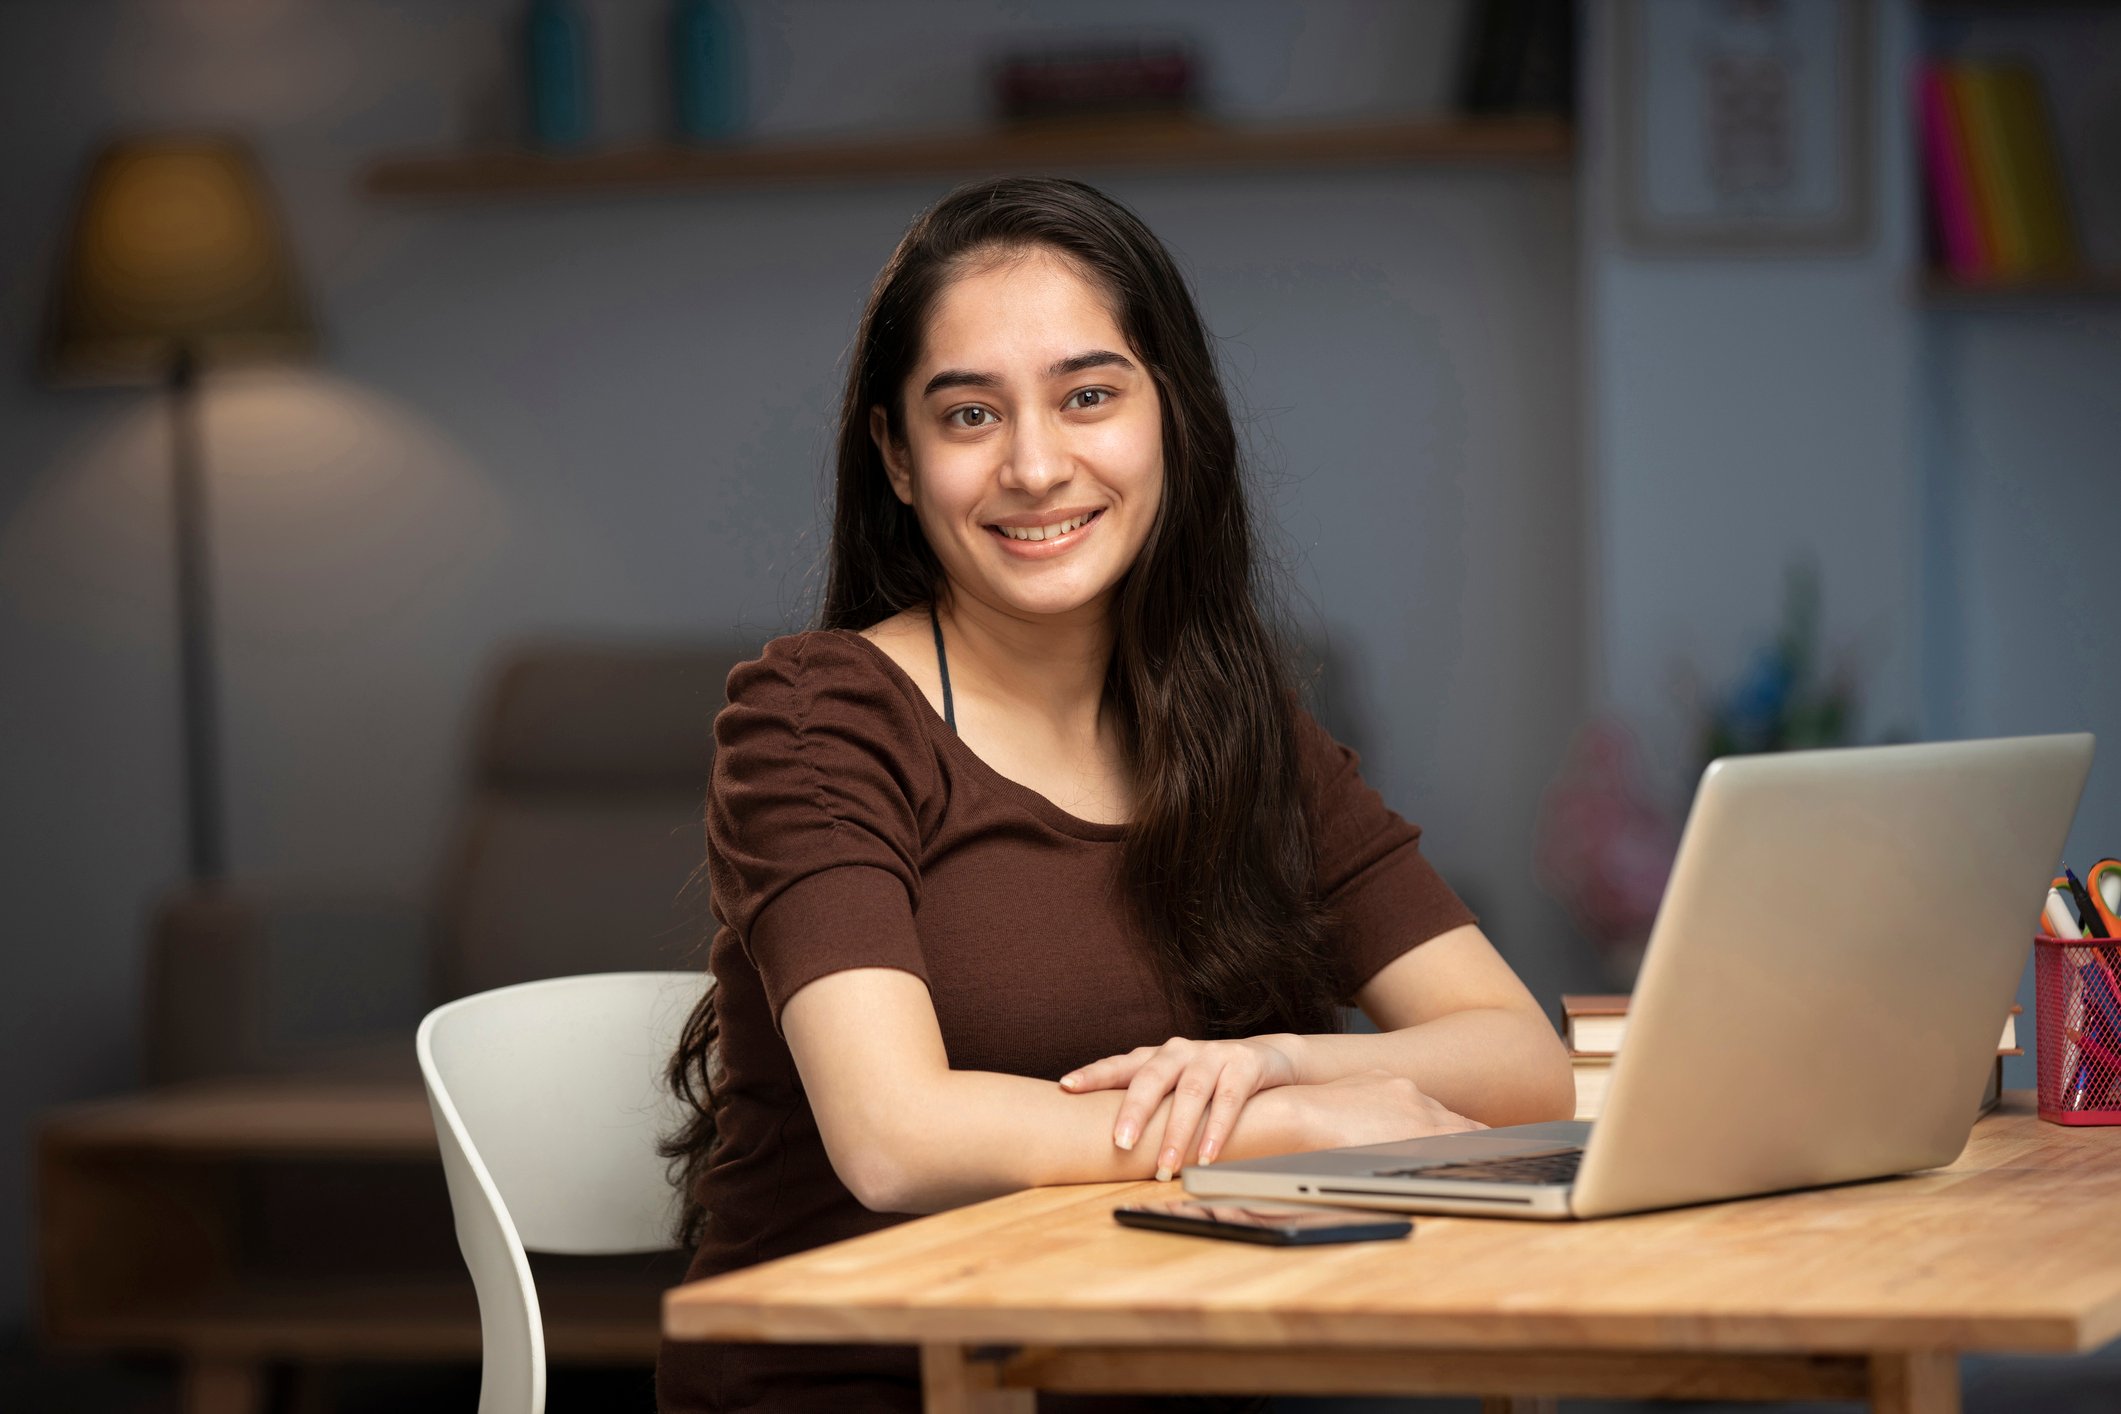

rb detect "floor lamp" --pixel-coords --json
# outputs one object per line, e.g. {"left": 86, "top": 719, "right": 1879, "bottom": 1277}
{"left": 44, "top": 136, "right": 315, "bottom": 883}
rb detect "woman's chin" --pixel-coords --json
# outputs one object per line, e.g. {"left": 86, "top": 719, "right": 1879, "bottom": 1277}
{"left": 977, "top": 573, "right": 1118, "bottom": 624}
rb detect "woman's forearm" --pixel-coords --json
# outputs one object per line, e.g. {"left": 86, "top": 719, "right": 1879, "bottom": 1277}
{"left": 1275, "top": 1006, "right": 1575, "bottom": 1127}
{"left": 832, "top": 1011, "right": 1572, "bottom": 1215}
{"left": 868, "top": 1071, "right": 1315, "bottom": 1215}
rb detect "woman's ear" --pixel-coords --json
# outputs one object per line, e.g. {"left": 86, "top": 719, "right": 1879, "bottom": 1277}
{"left": 869, "top": 406, "right": 915, "bottom": 506}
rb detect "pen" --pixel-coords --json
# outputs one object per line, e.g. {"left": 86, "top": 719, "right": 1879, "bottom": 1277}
{"left": 2081, "top": 959, "right": 2121, "bottom": 1050}
{"left": 2065, "top": 1025, "right": 2121, "bottom": 1074}
{"left": 2044, "top": 887, "right": 2084, "bottom": 940}
{"left": 2065, "top": 868, "right": 2110, "bottom": 940}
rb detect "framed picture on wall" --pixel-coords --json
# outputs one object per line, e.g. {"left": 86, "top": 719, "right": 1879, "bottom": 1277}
{"left": 1613, "top": 0, "right": 1873, "bottom": 254}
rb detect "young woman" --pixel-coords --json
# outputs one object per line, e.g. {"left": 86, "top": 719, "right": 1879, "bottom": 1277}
{"left": 658, "top": 176, "right": 1573, "bottom": 1412}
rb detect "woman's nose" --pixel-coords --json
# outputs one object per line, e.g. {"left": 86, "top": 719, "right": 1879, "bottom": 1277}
{"left": 999, "top": 416, "right": 1070, "bottom": 498}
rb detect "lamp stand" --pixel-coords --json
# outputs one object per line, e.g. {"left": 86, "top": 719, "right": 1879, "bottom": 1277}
{"left": 169, "top": 345, "right": 225, "bottom": 881}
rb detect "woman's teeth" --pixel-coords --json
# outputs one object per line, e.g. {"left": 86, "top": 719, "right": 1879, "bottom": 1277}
{"left": 998, "top": 511, "right": 1094, "bottom": 542}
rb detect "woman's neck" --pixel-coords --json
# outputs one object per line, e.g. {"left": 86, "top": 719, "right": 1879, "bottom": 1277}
{"left": 936, "top": 590, "right": 1115, "bottom": 745}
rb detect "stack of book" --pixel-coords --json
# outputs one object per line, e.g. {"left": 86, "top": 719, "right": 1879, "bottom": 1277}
{"left": 1455, "top": 0, "right": 1573, "bottom": 117}
{"left": 1915, "top": 58, "right": 2079, "bottom": 284}
{"left": 1562, "top": 994, "right": 2021, "bottom": 1122}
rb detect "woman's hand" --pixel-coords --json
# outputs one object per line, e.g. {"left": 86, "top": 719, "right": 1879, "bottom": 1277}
{"left": 1277, "top": 1070, "right": 1489, "bottom": 1152}
{"left": 1059, "top": 1034, "right": 1309, "bottom": 1178}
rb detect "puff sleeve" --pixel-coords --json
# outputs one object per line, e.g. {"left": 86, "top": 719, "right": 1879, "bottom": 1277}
{"left": 706, "top": 632, "right": 939, "bottom": 1027}
{"left": 1297, "top": 711, "right": 1479, "bottom": 1001}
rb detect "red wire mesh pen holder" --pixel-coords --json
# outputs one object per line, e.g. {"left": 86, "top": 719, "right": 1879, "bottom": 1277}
{"left": 2036, "top": 933, "right": 2121, "bottom": 1126}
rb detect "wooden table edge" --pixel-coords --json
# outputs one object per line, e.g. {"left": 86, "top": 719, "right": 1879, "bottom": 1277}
{"left": 661, "top": 1292, "right": 2097, "bottom": 1357}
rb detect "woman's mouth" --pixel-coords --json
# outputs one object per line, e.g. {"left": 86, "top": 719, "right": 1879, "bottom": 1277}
{"left": 988, "top": 507, "right": 1104, "bottom": 554}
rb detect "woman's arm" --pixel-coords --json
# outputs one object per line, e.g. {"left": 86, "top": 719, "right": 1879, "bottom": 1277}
{"left": 779, "top": 966, "right": 1288, "bottom": 1212}
{"left": 1286, "top": 924, "right": 1576, "bottom": 1123}
{"left": 1071, "top": 925, "right": 1575, "bottom": 1174}
{"left": 780, "top": 966, "right": 1469, "bottom": 1214}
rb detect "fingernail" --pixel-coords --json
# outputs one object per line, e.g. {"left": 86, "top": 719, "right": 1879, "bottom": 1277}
{"left": 1115, "top": 1126, "right": 1136, "bottom": 1150}
{"left": 1157, "top": 1150, "right": 1177, "bottom": 1180}
{"left": 1059, "top": 1073, "right": 1080, "bottom": 1088}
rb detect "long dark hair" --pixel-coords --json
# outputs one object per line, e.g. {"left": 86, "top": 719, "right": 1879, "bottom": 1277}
{"left": 664, "top": 177, "right": 1339, "bottom": 1246}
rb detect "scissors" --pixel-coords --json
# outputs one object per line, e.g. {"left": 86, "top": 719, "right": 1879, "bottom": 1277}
{"left": 2085, "top": 858, "right": 2121, "bottom": 937}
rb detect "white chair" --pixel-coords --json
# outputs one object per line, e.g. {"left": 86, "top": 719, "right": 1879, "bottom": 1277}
{"left": 416, "top": 971, "right": 711, "bottom": 1414}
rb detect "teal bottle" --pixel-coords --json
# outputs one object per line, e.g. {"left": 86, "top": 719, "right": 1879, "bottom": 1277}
{"left": 525, "top": 0, "right": 591, "bottom": 150}
{"left": 672, "top": 0, "right": 743, "bottom": 142}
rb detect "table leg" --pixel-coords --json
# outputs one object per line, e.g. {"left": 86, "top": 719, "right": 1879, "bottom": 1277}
{"left": 180, "top": 1356, "right": 264, "bottom": 1414}
{"left": 922, "top": 1343, "right": 1035, "bottom": 1414}
{"left": 1870, "top": 1352, "right": 1961, "bottom": 1414}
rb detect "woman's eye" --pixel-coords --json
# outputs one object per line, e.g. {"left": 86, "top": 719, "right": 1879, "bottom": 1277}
{"left": 949, "top": 406, "right": 994, "bottom": 428}
{"left": 1068, "top": 388, "right": 1109, "bottom": 410}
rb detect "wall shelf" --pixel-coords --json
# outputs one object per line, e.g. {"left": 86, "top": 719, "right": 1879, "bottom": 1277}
{"left": 1919, "top": 269, "right": 2121, "bottom": 304}
{"left": 361, "top": 114, "right": 1573, "bottom": 200}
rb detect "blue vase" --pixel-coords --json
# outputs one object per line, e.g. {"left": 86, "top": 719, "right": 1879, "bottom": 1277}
{"left": 525, "top": 0, "right": 591, "bottom": 150}
{"left": 672, "top": 0, "right": 743, "bottom": 142}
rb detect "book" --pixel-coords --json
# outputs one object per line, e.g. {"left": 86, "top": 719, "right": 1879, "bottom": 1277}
{"left": 992, "top": 44, "right": 1197, "bottom": 122}
{"left": 1570, "top": 1053, "right": 1613, "bottom": 1123}
{"left": 1455, "top": 0, "right": 1573, "bottom": 116}
{"left": 1563, "top": 994, "right": 2021, "bottom": 1057}
{"left": 1953, "top": 62, "right": 2036, "bottom": 280}
{"left": 1916, "top": 62, "right": 1991, "bottom": 279}
{"left": 1990, "top": 62, "right": 2080, "bottom": 277}
{"left": 1559, "top": 993, "right": 1629, "bottom": 1055}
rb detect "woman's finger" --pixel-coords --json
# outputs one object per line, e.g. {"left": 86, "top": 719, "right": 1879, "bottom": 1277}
{"left": 1113, "top": 1053, "right": 1189, "bottom": 1151}
{"left": 1057, "top": 1048, "right": 1153, "bottom": 1092}
{"left": 1193, "top": 1071, "right": 1256, "bottom": 1167}
{"left": 1153, "top": 1059, "right": 1227, "bottom": 1182}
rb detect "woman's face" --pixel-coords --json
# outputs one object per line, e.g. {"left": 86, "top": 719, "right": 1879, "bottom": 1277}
{"left": 874, "top": 246, "right": 1164, "bottom": 627}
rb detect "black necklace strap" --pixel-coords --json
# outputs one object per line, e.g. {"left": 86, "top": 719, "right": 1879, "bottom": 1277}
{"left": 928, "top": 602, "right": 956, "bottom": 732}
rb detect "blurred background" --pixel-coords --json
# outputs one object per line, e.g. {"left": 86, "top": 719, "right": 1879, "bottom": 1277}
{"left": 3, "top": 1, "right": 2118, "bottom": 1410}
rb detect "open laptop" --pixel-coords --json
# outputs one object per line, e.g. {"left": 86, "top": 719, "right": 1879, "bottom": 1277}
{"left": 1184, "top": 734, "right": 2094, "bottom": 1220}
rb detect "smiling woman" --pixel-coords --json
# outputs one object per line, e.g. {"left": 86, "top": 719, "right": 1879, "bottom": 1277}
{"left": 656, "top": 177, "right": 1573, "bottom": 1414}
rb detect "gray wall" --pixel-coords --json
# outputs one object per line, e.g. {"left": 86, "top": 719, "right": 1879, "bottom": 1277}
{"left": 1581, "top": 0, "right": 1924, "bottom": 784}
{"left": 0, "top": 0, "right": 1589, "bottom": 1331}
{"left": 1580, "top": 0, "right": 2121, "bottom": 1089}
{"left": 1916, "top": 4, "right": 2121, "bottom": 872}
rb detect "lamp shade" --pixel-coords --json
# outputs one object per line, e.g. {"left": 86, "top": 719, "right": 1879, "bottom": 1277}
{"left": 45, "top": 136, "right": 314, "bottom": 384}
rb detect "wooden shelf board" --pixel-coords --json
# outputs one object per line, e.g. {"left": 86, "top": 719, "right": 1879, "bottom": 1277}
{"left": 41, "top": 1080, "right": 436, "bottom": 1159}
{"left": 1920, "top": 269, "right": 2121, "bottom": 303}
{"left": 363, "top": 114, "right": 1573, "bottom": 199}
{"left": 54, "top": 1268, "right": 667, "bottom": 1363}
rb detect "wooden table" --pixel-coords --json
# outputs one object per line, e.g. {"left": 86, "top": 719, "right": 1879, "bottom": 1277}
{"left": 664, "top": 1094, "right": 2121, "bottom": 1413}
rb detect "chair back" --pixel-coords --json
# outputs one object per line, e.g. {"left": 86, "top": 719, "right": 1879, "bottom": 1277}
{"left": 416, "top": 971, "right": 711, "bottom": 1414}
{"left": 434, "top": 641, "right": 748, "bottom": 999}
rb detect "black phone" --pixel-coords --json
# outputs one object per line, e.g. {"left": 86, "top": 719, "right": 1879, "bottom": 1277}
{"left": 1113, "top": 1198, "right": 1412, "bottom": 1246}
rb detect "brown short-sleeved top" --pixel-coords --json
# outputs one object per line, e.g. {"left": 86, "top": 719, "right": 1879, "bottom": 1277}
{"left": 656, "top": 629, "right": 1475, "bottom": 1413}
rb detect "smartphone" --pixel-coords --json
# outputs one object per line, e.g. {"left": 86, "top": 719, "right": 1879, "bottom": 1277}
{"left": 1113, "top": 1198, "right": 1412, "bottom": 1246}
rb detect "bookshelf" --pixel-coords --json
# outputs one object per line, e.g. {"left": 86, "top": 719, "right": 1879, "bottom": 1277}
{"left": 1920, "top": 271, "right": 2121, "bottom": 304}
{"left": 360, "top": 114, "right": 1574, "bottom": 200}
{"left": 1913, "top": 2, "right": 2120, "bottom": 306}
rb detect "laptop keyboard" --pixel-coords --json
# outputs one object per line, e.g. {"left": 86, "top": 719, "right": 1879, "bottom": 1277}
{"left": 1373, "top": 1148, "right": 1583, "bottom": 1185}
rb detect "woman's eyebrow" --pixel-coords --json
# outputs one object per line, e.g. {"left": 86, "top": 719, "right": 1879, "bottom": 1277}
{"left": 1049, "top": 349, "right": 1135, "bottom": 377}
{"left": 921, "top": 349, "right": 1137, "bottom": 398}
{"left": 922, "top": 368, "right": 1001, "bottom": 396}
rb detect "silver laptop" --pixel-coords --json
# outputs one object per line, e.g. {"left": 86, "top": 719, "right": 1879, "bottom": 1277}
{"left": 1185, "top": 734, "right": 2094, "bottom": 1220}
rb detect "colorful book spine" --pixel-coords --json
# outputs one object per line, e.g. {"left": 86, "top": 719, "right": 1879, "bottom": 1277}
{"left": 1990, "top": 62, "right": 2080, "bottom": 277}
{"left": 1916, "top": 62, "right": 1990, "bottom": 280}
{"left": 1953, "top": 62, "right": 2035, "bottom": 280}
